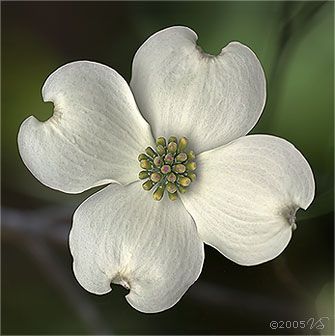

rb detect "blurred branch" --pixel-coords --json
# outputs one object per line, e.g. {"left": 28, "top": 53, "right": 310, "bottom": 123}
{"left": 2, "top": 206, "right": 112, "bottom": 335}
{"left": 263, "top": 1, "right": 328, "bottom": 129}
{"left": 270, "top": 1, "right": 328, "bottom": 85}
{"left": 3, "top": 205, "right": 71, "bottom": 244}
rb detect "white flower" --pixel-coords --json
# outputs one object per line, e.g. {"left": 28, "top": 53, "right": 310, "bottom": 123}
{"left": 17, "top": 26, "right": 315, "bottom": 313}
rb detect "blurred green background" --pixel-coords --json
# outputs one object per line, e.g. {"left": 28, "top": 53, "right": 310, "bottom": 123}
{"left": 1, "top": 1, "right": 334, "bottom": 335}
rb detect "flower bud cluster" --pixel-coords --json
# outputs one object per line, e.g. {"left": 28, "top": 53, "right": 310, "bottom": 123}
{"left": 138, "top": 136, "right": 197, "bottom": 201}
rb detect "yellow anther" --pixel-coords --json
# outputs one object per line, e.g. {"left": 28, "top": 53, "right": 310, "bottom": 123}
{"left": 156, "top": 137, "right": 166, "bottom": 147}
{"left": 168, "top": 192, "right": 178, "bottom": 201}
{"left": 166, "top": 182, "right": 177, "bottom": 194}
{"left": 178, "top": 137, "right": 188, "bottom": 153}
{"left": 161, "top": 164, "right": 171, "bottom": 174}
{"left": 153, "top": 185, "right": 165, "bottom": 201}
{"left": 138, "top": 153, "right": 149, "bottom": 161}
{"left": 178, "top": 185, "right": 188, "bottom": 194}
{"left": 153, "top": 156, "right": 163, "bottom": 167}
{"left": 164, "top": 153, "right": 174, "bottom": 164}
{"left": 150, "top": 172, "right": 162, "bottom": 183}
{"left": 175, "top": 152, "right": 187, "bottom": 162}
{"left": 156, "top": 145, "right": 165, "bottom": 156}
{"left": 168, "top": 136, "right": 177, "bottom": 144}
{"left": 173, "top": 164, "right": 186, "bottom": 174}
{"left": 145, "top": 147, "right": 157, "bottom": 158}
{"left": 187, "top": 150, "right": 196, "bottom": 161}
{"left": 188, "top": 172, "right": 197, "bottom": 182}
{"left": 139, "top": 171, "right": 149, "bottom": 180}
{"left": 140, "top": 159, "right": 152, "bottom": 170}
{"left": 167, "top": 141, "right": 177, "bottom": 154}
{"left": 179, "top": 177, "right": 191, "bottom": 187}
{"left": 167, "top": 173, "right": 177, "bottom": 183}
{"left": 142, "top": 180, "right": 154, "bottom": 191}
{"left": 186, "top": 161, "right": 197, "bottom": 171}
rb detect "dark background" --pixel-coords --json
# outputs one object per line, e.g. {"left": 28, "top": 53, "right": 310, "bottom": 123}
{"left": 1, "top": 1, "right": 334, "bottom": 335}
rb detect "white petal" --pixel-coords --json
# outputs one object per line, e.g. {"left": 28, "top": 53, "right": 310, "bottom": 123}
{"left": 130, "top": 26, "right": 266, "bottom": 153}
{"left": 181, "top": 135, "right": 315, "bottom": 266}
{"left": 69, "top": 182, "right": 204, "bottom": 313}
{"left": 18, "top": 61, "right": 154, "bottom": 193}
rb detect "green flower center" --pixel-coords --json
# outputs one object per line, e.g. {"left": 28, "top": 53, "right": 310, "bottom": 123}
{"left": 138, "top": 136, "right": 197, "bottom": 201}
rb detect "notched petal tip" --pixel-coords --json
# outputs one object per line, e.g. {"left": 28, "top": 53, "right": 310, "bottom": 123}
{"left": 279, "top": 205, "right": 298, "bottom": 231}
{"left": 112, "top": 273, "right": 131, "bottom": 291}
{"left": 195, "top": 40, "right": 241, "bottom": 60}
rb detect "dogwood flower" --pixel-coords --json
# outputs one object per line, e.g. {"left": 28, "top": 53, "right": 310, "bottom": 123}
{"left": 18, "top": 26, "right": 315, "bottom": 313}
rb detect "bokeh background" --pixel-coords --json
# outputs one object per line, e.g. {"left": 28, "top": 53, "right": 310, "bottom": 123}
{"left": 1, "top": 1, "right": 334, "bottom": 335}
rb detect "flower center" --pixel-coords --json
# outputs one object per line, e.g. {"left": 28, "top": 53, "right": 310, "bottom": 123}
{"left": 138, "top": 136, "right": 197, "bottom": 201}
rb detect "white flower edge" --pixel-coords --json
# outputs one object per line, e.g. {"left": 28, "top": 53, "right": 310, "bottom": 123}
{"left": 18, "top": 61, "right": 154, "bottom": 194}
{"left": 131, "top": 26, "right": 266, "bottom": 153}
{"left": 181, "top": 134, "right": 315, "bottom": 266}
{"left": 69, "top": 181, "right": 205, "bottom": 313}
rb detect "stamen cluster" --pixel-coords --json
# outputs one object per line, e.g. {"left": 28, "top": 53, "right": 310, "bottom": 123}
{"left": 138, "top": 136, "right": 197, "bottom": 201}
